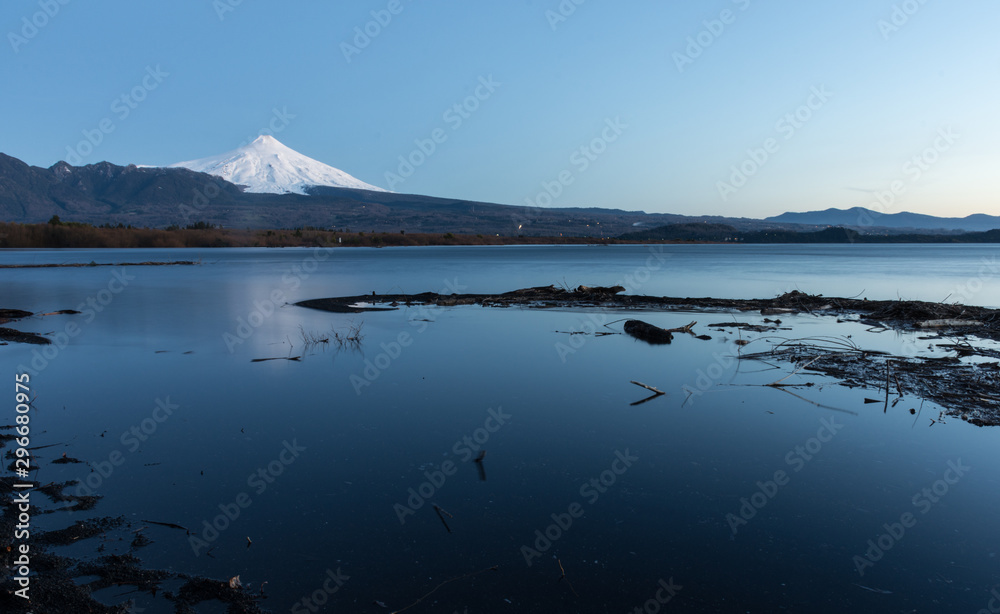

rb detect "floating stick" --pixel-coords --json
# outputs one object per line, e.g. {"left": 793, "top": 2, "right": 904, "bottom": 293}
{"left": 557, "top": 559, "right": 580, "bottom": 598}
{"left": 630, "top": 381, "right": 665, "bottom": 395}
{"left": 432, "top": 504, "right": 452, "bottom": 533}
{"left": 391, "top": 565, "right": 499, "bottom": 614}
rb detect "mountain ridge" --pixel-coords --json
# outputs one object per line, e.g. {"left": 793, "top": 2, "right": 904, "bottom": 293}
{"left": 767, "top": 207, "right": 1000, "bottom": 232}
{"left": 0, "top": 152, "right": 707, "bottom": 234}
{"left": 620, "top": 223, "right": 1000, "bottom": 244}
{"left": 2, "top": 149, "right": 996, "bottom": 236}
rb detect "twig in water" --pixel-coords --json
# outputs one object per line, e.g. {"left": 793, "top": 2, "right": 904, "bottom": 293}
{"left": 662, "top": 321, "right": 698, "bottom": 334}
{"left": 432, "top": 504, "right": 452, "bottom": 533}
{"left": 769, "top": 386, "right": 858, "bottom": 416}
{"left": 557, "top": 559, "right": 580, "bottom": 598}
{"left": 390, "top": 565, "right": 499, "bottom": 614}
{"left": 631, "top": 393, "right": 664, "bottom": 407}
{"left": 26, "top": 442, "right": 65, "bottom": 451}
{"left": 766, "top": 356, "right": 823, "bottom": 387}
{"left": 853, "top": 583, "right": 893, "bottom": 594}
{"left": 884, "top": 361, "right": 891, "bottom": 413}
{"left": 141, "top": 520, "right": 191, "bottom": 535}
{"left": 630, "top": 380, "right": 666, "bottom": 406}
{"left": 475, "top": 452, "right": 487, "bottom": 481}
{"left": 911, "top": 400, "right": 924, "bottom": 429}
{"left": 630, "top": 381, "right": 665, "bottom": 395}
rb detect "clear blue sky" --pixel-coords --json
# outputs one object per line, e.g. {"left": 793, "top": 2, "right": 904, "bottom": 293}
{"left": 3, "top": 1, "right": 997, "bottom": 218}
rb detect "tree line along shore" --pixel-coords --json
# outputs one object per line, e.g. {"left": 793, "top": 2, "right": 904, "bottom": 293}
{"left": 2, "top": 220, "right": 1000, "bottom": 249}
{"left": 0, "top": 221, "right": 624, "bottom": 249}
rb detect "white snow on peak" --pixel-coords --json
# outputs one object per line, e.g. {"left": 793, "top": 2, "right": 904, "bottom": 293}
{"left": 168, "top": 135, "right": 388, "bottom": 195}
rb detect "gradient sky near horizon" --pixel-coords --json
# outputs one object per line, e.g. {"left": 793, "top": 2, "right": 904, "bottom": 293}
{"left": 3, "top": 1, "right": 998, "bottom": 218}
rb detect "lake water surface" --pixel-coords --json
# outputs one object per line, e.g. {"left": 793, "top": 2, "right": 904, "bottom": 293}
{"left": 3, "top": 244, "right": 1000, "bottom": 613}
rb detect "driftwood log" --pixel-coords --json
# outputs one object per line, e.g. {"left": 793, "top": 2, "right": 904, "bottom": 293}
{"left": 623, "top": 320, "right": 699, "bottom": 344}
{"left": 624, "top": 320, "right": 674, "bottom": 344}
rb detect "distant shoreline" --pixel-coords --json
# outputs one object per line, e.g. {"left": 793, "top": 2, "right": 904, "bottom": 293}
{"left": 0, "top": 261, "right": 198, "bottom": 268}
{"left": 0, "top": 221, "right": 663, "bottom": 249}
{"left": 1, "top": 221, "right": 999, "bottom": 249}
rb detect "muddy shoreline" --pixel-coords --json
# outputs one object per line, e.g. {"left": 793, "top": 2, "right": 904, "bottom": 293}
{"left": 0, "top": 309, "right": 75, "bottom": 345}
{"left": 0, "top": 474, "right": 269, "bottom": 614}
{"left": 297, "top": 285, "right": 1000, "bottom": 426}
{"left": 296, "top": 285, "right": 1000, "bottom": 338}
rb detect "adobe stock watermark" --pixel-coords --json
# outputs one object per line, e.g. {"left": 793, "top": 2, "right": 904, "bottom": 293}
{"left": 727, "top": 417, "right": 844, "bottom": 536}
{"left": 878, "top": 0, "right": 932, "bottom": 40}
{"left": 974, "top": 586, "right": 1000, "bottom": 614}
{"left": 383, "top": 75, "right": 501, "bottom": 190}
{"left": 222, "top": 244, "right": 332, "bottom": 353}
{"left": 672, "top": 0, "right": 752, "bottom": 72}
{"left": 289, "top": 567, "right": 350, "bottom": 614}
{"left": 63, "top": 65, "right": 169, "bottom": 165}
{"left": 8, "top": 0, "right": 71, "bottom": 54}
{"left": 555, "top": 245, "right": 670, "bottom": 363}
{"left": 341, "top": 0, "right": 411, "bottom": 63}
{"left": 509, "top": 202, "right": 549, "bottom": 235}
{"left": 73, "top": 397, "right": 179, "bottom": 498}
{"left": 852, "top": 127, "right": 959, "bottom": 230}
{"left": 351, "top": 277, "right": 467, "bottom": 394}
{"left": 409, "top": 277, "right": 467, "bottom": 334}
{"left": 717, "top": 85, "right": 833, "bottom": 201}
{"left": 680, "top": 340, "right": 744, "bottom": 405}
{"left": 178, "top": 178, "right": 226, "bottom": 226}
{"left": 520, "top": 449, "right": 638, "bottom": 566}
{"left": 627, "top": 578, "right": 683, "bottom": 614}
{"left": 545, "top": 0, "right": 589, "bottom": 31}
{"left": 189, "top": 439, "right": 306, "bottom": 555}
{"left": 852, "top": 458, "right": 969, "bottom": 576}
{"left": 946, "top": 254, "right": 1000, "bottom": 306}
{"left": 394, "top": 406, "right": 510, "bottom": 524}
{"left": 213, "top": 0, "right": 247, "bottom": 21}
{"left": 524, "top": 117, "right": 627, "bottom": 209}
{"left": 17, "top": 269, "right": 135, "bottom": 376}
{"left": 236, "top": 107, "right": 296, "bottom": 147}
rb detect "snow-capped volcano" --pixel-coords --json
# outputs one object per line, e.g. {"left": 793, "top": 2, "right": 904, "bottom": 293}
{"left": 169, "top": 135, "right": 387, "bottom": 195}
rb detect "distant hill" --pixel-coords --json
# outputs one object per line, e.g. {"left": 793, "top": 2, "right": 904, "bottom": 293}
{"left": 767, "top": 207, "right": 1000, "bottom": 233}
{"left": 622, "top": 223, "right": 1000, "bottom": 244}
{"left": 618, "top": 222, "right": 742, "bottom": 241}
{"left": 0, "top": 153, "right": 244, "bottom": 223}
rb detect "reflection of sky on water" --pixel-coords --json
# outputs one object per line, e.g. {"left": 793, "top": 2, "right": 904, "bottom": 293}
{"left": 2, "top": 245, "right": 999, "bottom": 612}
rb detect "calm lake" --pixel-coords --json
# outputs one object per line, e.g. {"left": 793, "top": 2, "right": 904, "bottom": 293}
{"left": 3, "top": 244, "right": 1000, "bottom": 613}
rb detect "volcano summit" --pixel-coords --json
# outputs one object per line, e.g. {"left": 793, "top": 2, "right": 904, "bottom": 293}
{"left": 169, "top": 135, "right": 387, "bottom": 195}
